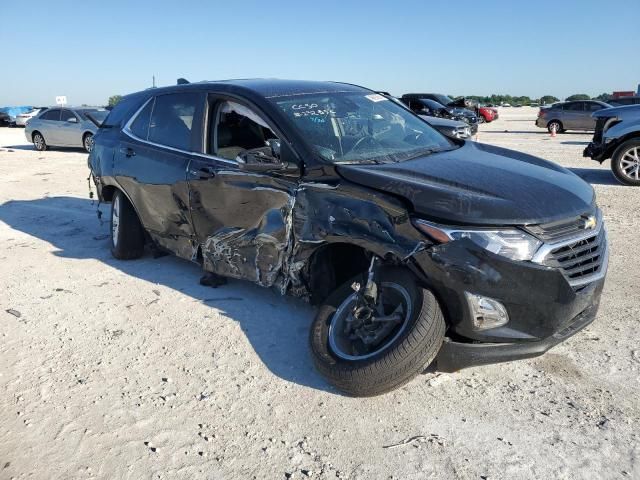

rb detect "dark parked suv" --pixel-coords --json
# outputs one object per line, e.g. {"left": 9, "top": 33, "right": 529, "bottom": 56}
{"left": 89, "top": 79, "right": 608, "bottom": 396}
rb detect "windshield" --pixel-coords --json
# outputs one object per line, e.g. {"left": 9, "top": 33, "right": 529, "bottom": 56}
{"left": 274, "top": 92, "right": 456, "bottom": 164}
{"left": 433, "top": 94, "right": 454, "bottom": 106}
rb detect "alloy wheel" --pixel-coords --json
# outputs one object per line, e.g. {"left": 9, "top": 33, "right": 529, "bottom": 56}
{"left": 619, "top": 147, "right": 640, "bottom": 181}
{"left": 84, "top": 135, "right": 94, "bottom": 153}
{"left": 328, "top": 282, "right": 412, "bottom": 360}
{"left": 34, "top": 134, "right": 44, "bottom": 150}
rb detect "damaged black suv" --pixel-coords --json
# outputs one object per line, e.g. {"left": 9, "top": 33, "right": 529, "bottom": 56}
{"left": 89, "top": 79, "right": 608, "bottom": 396}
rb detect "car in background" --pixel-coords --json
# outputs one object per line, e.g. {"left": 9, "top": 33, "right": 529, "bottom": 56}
{"left": 15, "top": 107, "right": 45, "bottom": 126}
{"left": 0, "top": 111, "right": 10, "bottom": 126}
{"left": 25, "top": 107, "right": 108, "bottom": 152}
{"left": 400, "top": 96, "right": 478, "bottom": 134}
{"left": 606, "top": 96, "right": 640, "bottom": 107}
{"left": 478, "top": 106, "right": 498, "bottom": 123}
{"left": 382, "top": 94, "right": 473, "bottom": 139}
{"left": 535, "top": 100, "right": 611, "bottom": 133}
{"left": 584, "top": 104, "right": 640, "bottom": 186}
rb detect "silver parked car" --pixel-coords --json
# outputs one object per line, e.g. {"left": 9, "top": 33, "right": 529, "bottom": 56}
{"left": 535, "top": 100, "right": 611, "bottom": 133}
{"left": 25, "top": 107, "right": 108, "bottom": 152}
{"left": 15, "top": 107, "right": 45, "bottom": 126}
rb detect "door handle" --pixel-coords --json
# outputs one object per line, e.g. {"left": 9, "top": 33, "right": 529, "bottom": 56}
{"left": 119, "top": 147, "right": 136, "bottom": 158}
{"left": 189, "top": 167, "right": 216, "bottom": 179}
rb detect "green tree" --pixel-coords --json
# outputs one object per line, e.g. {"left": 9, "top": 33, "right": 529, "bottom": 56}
{"left": 565, "top": 94, "right": 590, "bottom": 101}
{"left": 540, "top": 95, "right": 559, "bottom": 105}
{"left": 108, "top": 95, "right": 122, "bottom": 107}
{"left": 593, "top": 93, "right": 612, "bottom": 102}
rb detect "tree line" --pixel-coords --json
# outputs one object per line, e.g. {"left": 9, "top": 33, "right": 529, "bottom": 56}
{"left": 461, "top": 93, "right": 616, "bottom": 106}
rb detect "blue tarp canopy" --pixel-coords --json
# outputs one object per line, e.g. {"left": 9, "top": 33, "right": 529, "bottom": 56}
{"left": 0, "top": 106, "right": 34, "bottom": 120}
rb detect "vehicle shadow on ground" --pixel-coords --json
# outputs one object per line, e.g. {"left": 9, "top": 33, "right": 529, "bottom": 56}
{"left": 4, "top": 145, "right": 87, "bottom": 153}
{"left": 561, "top": 141, "right": 590, "bottom": 146}
{"left": 569, "top": 168, "right": 618, "bottom": 186}
{"left": 0, "top": 196, "right": 333, "bottom": 393}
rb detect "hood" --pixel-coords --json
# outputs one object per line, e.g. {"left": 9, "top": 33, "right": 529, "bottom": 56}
{"left": 419, "top": 115, "right": 467, "bottom": 128}
{"left": 592, "top": 104, "right": 640, "bottom": 120}
{"left": 336, "top": 142, "right": 595, "bottom": 226}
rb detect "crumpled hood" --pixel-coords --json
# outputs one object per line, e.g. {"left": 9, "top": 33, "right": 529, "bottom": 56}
{"left": 592, "top": 104, "right": 640, "bottom": 120}
{"left": 336, "top": 142, "right": 595, "bottom": 226}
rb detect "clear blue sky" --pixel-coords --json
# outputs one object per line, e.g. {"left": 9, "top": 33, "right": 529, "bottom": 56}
{"left": 1, "top": 0, "right": 638, "bottom": 106}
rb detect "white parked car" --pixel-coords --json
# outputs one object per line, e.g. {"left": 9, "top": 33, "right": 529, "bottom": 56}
{"left": 15, "top": 108, "right": 45, "bottom": 126}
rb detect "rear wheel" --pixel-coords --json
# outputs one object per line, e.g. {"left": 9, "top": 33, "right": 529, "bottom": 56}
{"left": 611, "top": 139, "right": 640, "bottom": 186}
{"left": 310, "top": 266, "right": 445, "bottom": 396}
{"left": 33, "top": 132, "right": 47, "bottom": 151}
{"left": 110, "top": 190, "right": 145, "bottom": 259}
{"left": 83, "top": 133, "right": 94, "bottom": 153}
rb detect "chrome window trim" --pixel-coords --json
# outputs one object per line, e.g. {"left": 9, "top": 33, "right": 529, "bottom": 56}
{"left": 121, "top": 96, "right": 237, "bottom": 166}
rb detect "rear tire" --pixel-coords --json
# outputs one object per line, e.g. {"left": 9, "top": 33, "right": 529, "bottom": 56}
{"left": 611, "top": 138, "right": 640, "bottom": 186}
{"left": 33, "top": 132, "right": 47, "bottom": 151}
{"left": 110, "top": 190, "right": 145, "bottom": 259}
{"left": 547, "top": 120, "right": 564, "bottom": 134}
{"left": 310, "top": 266, "right": 445, "bottom": 396}
{"left": 83, "top": 133, "right": 94, "bottom": 153}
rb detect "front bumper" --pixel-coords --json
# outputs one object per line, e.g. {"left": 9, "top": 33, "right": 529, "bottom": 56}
{"left": 435, "top": 278, "right": 603, "bottom": 372}
{"left": 410, "top": 238, "right": 606, "bottom": 371}
{"left": 583, "top": 141, "right": 611, "bottom": 162}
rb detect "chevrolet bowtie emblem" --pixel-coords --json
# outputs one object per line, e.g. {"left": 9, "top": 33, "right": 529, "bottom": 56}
{"left": 582, "top": 215, "right": 597, "bottom": 230}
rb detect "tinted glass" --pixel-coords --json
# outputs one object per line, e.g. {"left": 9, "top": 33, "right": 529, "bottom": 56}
{"left": 586, "top": 103, "right": 604, "bottom": 112}
{"left": 61, "top": 109, "right": 77, "bottom": 122}
{"left": 214, "top": 101, "right": 278, "bottom": 160}
{"left": 41, "top": 109, "right": 61, "bottom": 121}
{"left": 102, "top": 95, "right": 147, "bottom": 128}
{"left": 130, "top": 99, "right": 154, "bottom": 140}
{"left": 274, "top": 92, "right": 455, "bottom": 164}
{"left": 148, "top": 93, "right": 199, "bottom": 150}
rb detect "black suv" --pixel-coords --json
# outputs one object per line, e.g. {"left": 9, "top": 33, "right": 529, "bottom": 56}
{"left": 400, "top": 94, "right": 479, "bottom": 134}
{"left": 89, "top": 79, "right": 608, "bottom": 396}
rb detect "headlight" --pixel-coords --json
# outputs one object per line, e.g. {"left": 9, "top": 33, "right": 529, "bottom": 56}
{"left": 413, "top": 220, "right": 542, "bottom": 261}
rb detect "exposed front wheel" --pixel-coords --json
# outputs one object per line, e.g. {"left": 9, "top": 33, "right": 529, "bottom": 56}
{"left": 83, "top": 133, "right": 94, "bottom": 153}
{"left": 611, "top": 139, "right": 640, "bottom": 186}
{"left": 110, "top": 190, "right": 145, "bottom": 259}
{"left": 310, "top": 266, "right": 445, "bottom": 396}
{"left": 33, "top": 132, "right": 47, "bottom": 151}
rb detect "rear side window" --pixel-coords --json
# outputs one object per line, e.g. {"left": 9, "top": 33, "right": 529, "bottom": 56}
{"left": 129, "top": 99, "right": 154, "bottom": 140}
{"left": 40, "top": 109, "right": 61, "bottom": 121}
{"left": 148, "top": 93, "right": 199, "bottom": 150}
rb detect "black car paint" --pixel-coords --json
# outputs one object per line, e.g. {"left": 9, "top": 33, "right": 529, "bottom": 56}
{"left": 89, "top": 79, "right": 604, "bottom": 371}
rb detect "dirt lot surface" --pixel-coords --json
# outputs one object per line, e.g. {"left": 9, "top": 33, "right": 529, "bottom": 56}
{"left": 1, "top": 108, "right": 638, "bottom": 479}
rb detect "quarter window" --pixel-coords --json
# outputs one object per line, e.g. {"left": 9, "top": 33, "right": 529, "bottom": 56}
{"left": 147, "top": 93, "right": 199, "bottom": 150}
{"left": 213, "top": 101, "right": 278, "bottom": 160}
{"left": 130, "top": 99, "right": 154, "bottom": 140}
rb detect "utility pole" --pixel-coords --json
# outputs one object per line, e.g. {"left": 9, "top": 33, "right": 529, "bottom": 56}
{"left": 152, "top": 75, "right": 156, "bottom": 88}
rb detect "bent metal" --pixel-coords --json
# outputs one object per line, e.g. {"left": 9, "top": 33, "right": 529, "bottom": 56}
{"left": 88, "top": 79, "right": 608, "bottom": 396}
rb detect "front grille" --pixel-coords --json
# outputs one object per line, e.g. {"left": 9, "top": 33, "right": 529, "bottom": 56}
{"left": 531, "top": 210, "right": 608, "bottom": 288}
{"left": 525, "top": 212, "right": 595, "bottom": 242}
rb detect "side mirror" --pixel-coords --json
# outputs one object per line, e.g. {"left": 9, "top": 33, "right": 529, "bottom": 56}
{"left": 67, "top": 117, "right": 78, "bottom": 123}
{"left": 238, "top": 147, "right": 299, "bottom": 175}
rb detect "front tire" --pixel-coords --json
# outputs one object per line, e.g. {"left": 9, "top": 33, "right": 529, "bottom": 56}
{"left": 33, "top": 132, "right": 47, "bottom": 151}
{"left": 310, "top": 266, "right": 445, "bottom": 396}
{"left": 611, "top": 139, "right": 640, "bottom": 186}
{"left": 110, "top": 190, "right": 145, "bottom": 259}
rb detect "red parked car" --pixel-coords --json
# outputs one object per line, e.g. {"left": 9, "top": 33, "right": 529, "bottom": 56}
{"left": 478, "top": 106, "right": 498, "bottom": 123}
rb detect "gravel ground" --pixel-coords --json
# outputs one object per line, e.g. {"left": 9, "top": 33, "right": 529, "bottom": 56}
{"left": 0, "top": 108, "right": 638, "bottom": 479}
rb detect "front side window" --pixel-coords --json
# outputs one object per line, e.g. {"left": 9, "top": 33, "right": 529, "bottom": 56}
{"left": 40, "top": 109, "right": 61, "bottom": 121}
{"left": 586, "top": 103, "right": 604, "bottom": 112}
{"left": 213, "top": 101, "right": 278, "bottom": 160}
{"left": 61, "top": 109, "right": 77, "bottom": 122}
{"left": 274, "top": 92, "right": 455, "bottom": 164}
{"left": 147, "top": 93, "right": 199, "bottom": 150}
